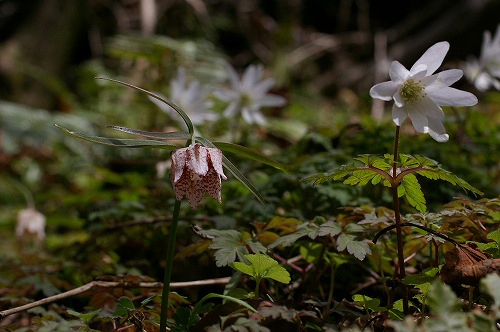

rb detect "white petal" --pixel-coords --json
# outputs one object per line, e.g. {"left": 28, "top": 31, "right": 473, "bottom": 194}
{"left": 407, "top": 104, "right": 429, "bottom": 133}
{"left": 410, "top": 64, "right": 427, "bottom": 76}
{"left": 223, "top": 102, "right": 238, "bottom": 117}
{"left": 426, "top": 116, "right": 449, "bottom": 142}
{"left": 171, "top": 147, "right": 189, "bottom": 183}
{"left": 435, "top": 69, "right": 463, "bottom": 86}
{"left": 260, "top": 94, "right": 286, "bottom": 107}
{"left": 208, "top": 148, "right": 227, "bottom": 180}
{"left": 393, "top": 90, "right": 404, "bottom": 107}
{"left": 389, "top": 61, "right": 410, "bottom": 83}
{"left": 427, "top": 87, "right": 478, "bottom": 106}
{"left": 188, "top": 144, "right": 209, "bottom": 176}
{"left": 252, "top": 110, "right": 267, "bottom": 125}
{"left": 241, "top": 107, "right": 253, "bottom": 124}
{"left": 411, "top": 42, "right": 450, "bottom": 75}
{"left": 421, "top": 95, "right": 444, "bottom": 119}
{"left": 392, "top": 104, "right": 407, "bottom": 126}
{"left": 370, "top": 81, "right": 399, "bottom": 100}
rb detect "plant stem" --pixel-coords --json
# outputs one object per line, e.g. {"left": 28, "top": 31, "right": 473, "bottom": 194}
{"left": 254, "top": 277, "right": 261, "bottom": 299}
{"left": 391, "top": 126, "right": 409, "bottom": 315}
{"left": 160, "top": 199, "right": 181, "bottom": 332}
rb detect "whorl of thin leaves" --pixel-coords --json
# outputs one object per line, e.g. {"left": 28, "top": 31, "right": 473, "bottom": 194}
{"left": 302, "top": 154, "right": 482, "bottom": 214}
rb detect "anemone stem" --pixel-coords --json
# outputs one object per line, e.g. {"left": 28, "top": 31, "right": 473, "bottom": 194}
{"left": 392, "top": 126, "right": 409, "bottom": 315}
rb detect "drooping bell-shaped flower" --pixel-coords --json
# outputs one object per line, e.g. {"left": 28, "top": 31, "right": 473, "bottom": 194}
{"left": 170, "top": 143, "right": 227, "bottom": 209}
{"left": 16, "top": 208, "right": 46, "bottom": 242}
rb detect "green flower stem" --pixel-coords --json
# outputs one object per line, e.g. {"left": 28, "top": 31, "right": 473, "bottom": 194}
{"left": 391, "top": 126, "right": 409, "bottom": 315}
{"left": 254, "top": 277, "right": 261, "bottom": 299}
{"left": 160, "top": 199, "right": 181, "bottom": 332}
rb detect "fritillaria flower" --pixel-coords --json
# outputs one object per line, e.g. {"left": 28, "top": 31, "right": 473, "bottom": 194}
{"left": 464, "top": 24, "right": 500, "bottom": 91}
{"left": 16, "top": 208, "right": 46, "bottom": 242}
{"left": 215, "top": 64, "right": 286, "bottom": 125}
{"left": 150, "top": 68, "right": 217, "bottom": 126}
{"left": 370, "top": 42, "right": 478, "bottom": 142}
{"left": 170, "top": 143, "right": 227, "bottom": 209}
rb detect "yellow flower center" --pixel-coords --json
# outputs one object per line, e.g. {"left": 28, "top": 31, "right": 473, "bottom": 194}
{"left": 239, "top": 94, "right": 252, "bottom": 107}
{"left": 400, "top": 79, "right": 424, "bottom": 105}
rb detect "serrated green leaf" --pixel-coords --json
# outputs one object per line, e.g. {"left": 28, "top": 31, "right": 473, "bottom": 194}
{"left": 403, "top": 267, "right": 439, "bottom": 285}
{"left": 268, "top": 223, "right": 319, "bottom": 249}
{"left": 336, "top": 234, "right": 371, "bottom": 260}
{"left": 55, "top": 124, "right": 178, "bottom": 150}
{"left": 318, "top": 221, "right": 342, "bottom": 237}
{"left": 211, "top": 141, "right": 288, "bottom": 173}
{"left": 427, "top": 281, "right": 460, "bottom": 315}
{"left": 196, "top": 136, "right": 265, "bottom": 205}
{"left": 301, "top": 164, "right": 358, "bottom": 185}
{"left": 401, "top": 173, "right": 426, "bottom": 213}
{"left": 264, "top": 265, "right": 291, "bottom": 284}
{"left": 97, "top": 77, "right": 194, "bottom": 135}
{"left": 108, "top": 125, "right": 191, "bottom": 140}
{"left": 487, "top": 229, "right": 500, "bottom": 246}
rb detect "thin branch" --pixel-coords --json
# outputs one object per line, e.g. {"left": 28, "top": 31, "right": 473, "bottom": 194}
{"left": 0, "top": 277, "right": 230, "bottom": 319}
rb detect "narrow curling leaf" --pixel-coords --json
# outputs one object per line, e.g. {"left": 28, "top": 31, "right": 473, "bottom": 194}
{"left": 108, "top": 126, "right": 191, "bottom": 140}
{"left": 96, "top": 77, "right": 194, "bottom": 135}
{"left": 211, "top": 141, "right": 288, "bottom": 173}
{"left": 195, "top": 136, "right": 266, "bottom": 205}
{"left": 55, "top": 124, "right": 178, "bottom": 150}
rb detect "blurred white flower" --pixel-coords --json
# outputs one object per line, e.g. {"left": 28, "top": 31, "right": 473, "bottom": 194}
{"left": 464, "top": 24, "right": 500, "bottom": 91}
{"left": 370, "top": 42, "right": 478, "bottom": 142}
{"left": 150, "top": 68, "right": 217, "bottom": 126}
{"left": 215, "top": 64, "right": 286, "bottom": 125}
{"left": 16, "top": 208, "right": 46, "bottom": 242}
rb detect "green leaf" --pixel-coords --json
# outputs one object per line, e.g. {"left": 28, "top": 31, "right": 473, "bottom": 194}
{"left": 480, "top": 273, "right": 500, "bottom": 307}
{"left": 96, "top": 77, "right": 194, "bottom": 135}
{"left": 400, "top": 173, "right": 426, "bottom": 213}
{"left": 402, "top": 267, "right": 439, "bottom": 285}
{"left": 301, "top": 164, "right": 358, "bottom": 185}
{"left": 55, "top": 124, "right": 178, "bottom": 150}
{"left": 388, "top": 300, "right": 405, "bottom": 320}
{"left": 318, "top": 221, "right": 342, "bottom": 237}
{"left": 487, "top": 229, "right": 500, "bottom": 246}
{"left": 268, "top": 223, "right": 319, "bottom": 249}
{"left": 343, "top": 169, "right": 379, "bottom": 186}
{"left": 336, "top": 234, "right": 371, "bottom": 260}
{"left": 211, "top": 141, "right": 288, "bottom": 173}
{"left": 108, "top": 125, "right": 191, "bottom": 140}
{"left": 113, "top": 296, "right": 135, "bottom": 317}
{"left": 352, "top": 294, "right": 386, "bottom": 312}
{"left": 232, "top": 254, "right": 291, "bottom": 284}
{"left": 196, "top": 136, "right": 266, "bottom": 205}
{"left": 427, "top": 281, "right": 460, "bottom": 315}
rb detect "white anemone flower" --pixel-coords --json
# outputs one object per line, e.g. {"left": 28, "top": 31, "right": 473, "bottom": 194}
{"left": 150, "top": 68, "right": 217, "bottom": 126}
{"left": 464, "top": 24, "right": 500, "bottom": 91}
{"left": 370, "top": 42, "right": 478, "bottom": 142}
{"left": 215, "top": 64, "right": 286, "bottom": 125}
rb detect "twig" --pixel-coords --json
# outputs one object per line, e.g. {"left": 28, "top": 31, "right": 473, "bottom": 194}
{"left": 104, "top": 215, "right": 208, "bottom": 230}
{"left": 0, "top": 277, "right": 230, "bottom": 319}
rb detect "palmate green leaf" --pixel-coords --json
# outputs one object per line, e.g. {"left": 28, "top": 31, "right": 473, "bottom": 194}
{"left": 268, "top": 223, "right": 320, "bottom": 249}
{"left": 200, "top": 229, "right": 266, "bottom": 267}
{"left": 336, "top": 234, "right": 371, "bottom": 260}
{"left": 318, "top": 221, "right": 342, "bottom": 237}
{"left": 211, "top": 141, "right": 288, "bottom": 173}
{"left": 108, "top": 125, "right": 191, "bottom": 140}
{"left": 231, "top": 254, "right": 291, "bottom": 284}
{"left": 55, "top": 124, "right": 178, "bottom": 150}
{"left": 196, "top": 136, "right": 265, "bottom": 205}
{"left": 96, "top": 77, "right": 194, "bottom": 135}
{"left": 427, "top": 280, "right": 460, "bottom": 315}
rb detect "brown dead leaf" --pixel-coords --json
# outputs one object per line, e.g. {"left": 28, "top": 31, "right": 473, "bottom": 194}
{"left": 440, "top": 243, "right": 500, "bottom": 285}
